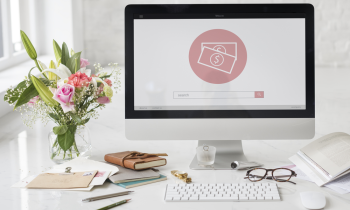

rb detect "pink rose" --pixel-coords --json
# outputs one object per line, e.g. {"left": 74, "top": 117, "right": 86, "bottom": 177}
{"left": 104, "top": 79, "right": 112, "bottom": 87}
{"left": 53, "top": 84, "right": 75, "bottom": 113}
{"left": 67, "top": 72, "right": 92, "bottom": 88}
{"left": 97, "top": 96, "right": 110, "bottom": 104}
{"left": 27, "top": 96, "right": 40, "bottom": 108}
{"left": 80, "top": 58, "right": 90, "bottom": 68}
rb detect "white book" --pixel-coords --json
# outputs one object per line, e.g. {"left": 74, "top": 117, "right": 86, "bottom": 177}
{"left": 290, "top": 132, "right": 350, "bottom": 186}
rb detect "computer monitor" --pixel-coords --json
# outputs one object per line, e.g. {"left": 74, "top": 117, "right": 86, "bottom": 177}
{"left": 125, "top": 4, "right": 315, "bottom": 169}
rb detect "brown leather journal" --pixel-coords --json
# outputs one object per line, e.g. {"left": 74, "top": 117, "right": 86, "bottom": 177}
{"left": 104, "top": 151, "right": 167, "bottom": 170}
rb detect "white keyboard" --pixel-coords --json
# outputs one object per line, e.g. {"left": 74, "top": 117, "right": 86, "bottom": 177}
{"left": 164, "top": 182, "right": 281, "bottom": 202}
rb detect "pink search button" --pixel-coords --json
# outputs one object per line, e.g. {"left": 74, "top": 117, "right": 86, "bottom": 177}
{"left": 255, "top": 91, "right": 264, "bottom": 98}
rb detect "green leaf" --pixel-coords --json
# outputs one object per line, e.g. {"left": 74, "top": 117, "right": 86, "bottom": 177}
{"left": 99, "top": 73, "right": 112, "bottom": 80}
{"left": 14, "top": 83, "right": 39, "bottom": 109}
{"left": 57, "top": 129, "right": 74, "bottom": 152}
{"left": 16, "top": 80, "right": 29, "bottom": 89}
{"left": 39, "top": 78, "right": 51, "bottom": 86}
{"left": 69, "top": 113, "right": 82, "bottom": 124}
{"left": 20, "top": 30, "right": 37, "bottom": 60}
{"left": 78, "top": 118, "right": 90, "bottom": 125}
{"left": 66, "top": 52, "right": 81, "bottom": 74}
{"left": 49, "top": 113, "right": 60, "bottom": 121}
{"left": 53, "top": 125, "right": 68, "bottom": 135}
{"left": 4, "top": 80, "right": 29, "bottom": 104}
{"left": 68, "top": 125, "right": 77, "bottom": 134}
{"left": 31, "top": 75, "right": 58, "bottom": 107}
{"left": 61, "top": 42, "right": 69, "bottom": 65}
{"left": 53, "top": 40, "right": 62, "bottom": 62}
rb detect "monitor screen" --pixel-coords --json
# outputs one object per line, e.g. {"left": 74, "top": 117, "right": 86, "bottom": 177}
{"left": 133, "top": 16, "right": 306, "bottom": 111}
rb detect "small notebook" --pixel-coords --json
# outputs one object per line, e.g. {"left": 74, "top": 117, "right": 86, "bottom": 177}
{"left": 26, "top": 171, "right": 97, "bottom": 189}
{"left": 113, "top": 174, "right": 167, "bottom": 189}
{"left": 109, "top": 166, "right": 160, "bottom": 183}
{"left": 104, "top": 151, "right": 167, "bottom": 170}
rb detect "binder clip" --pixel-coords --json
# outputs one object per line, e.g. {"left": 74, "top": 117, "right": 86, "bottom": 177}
{"left": 60, "top": 167, "right": 74, "bottom": 175}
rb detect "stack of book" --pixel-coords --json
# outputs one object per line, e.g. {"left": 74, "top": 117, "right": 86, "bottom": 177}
{"left": 289, "top": 132, "right": 350, "bottom": 190}
{"left": 105, "top": 151, "right": 168, "bottom": 189}
{"left": 108, "top": 166, "right": 167, "bottom": 189}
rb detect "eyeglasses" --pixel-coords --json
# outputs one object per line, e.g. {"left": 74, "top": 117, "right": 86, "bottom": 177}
{"left": 244, "top": 168, "right": 297, "bottom": 184}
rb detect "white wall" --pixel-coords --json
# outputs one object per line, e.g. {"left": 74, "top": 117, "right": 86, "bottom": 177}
{"left": 81, "top": 0, "right": 350, "bottom": 67}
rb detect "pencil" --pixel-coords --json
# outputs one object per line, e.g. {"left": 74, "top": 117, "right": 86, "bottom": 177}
{"left": 97, "top": 199, "right": 131, "bottom": 210}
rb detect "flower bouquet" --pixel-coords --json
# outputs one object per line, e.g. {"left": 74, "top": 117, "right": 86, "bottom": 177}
{"left": 4, "top": 31, "right": 121, "bottom": 163}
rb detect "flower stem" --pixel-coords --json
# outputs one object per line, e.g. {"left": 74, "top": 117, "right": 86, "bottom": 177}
{"left": 53, "top": 137, "right": 58, "bottom": 148}
{"left": 34, "top": 59, "right": 48, "bottom": 79}
{"left": 73, "top": 141, "right": 80, "bottom": 157}
{"left": 68, "top": 148, "right": 72, "bottom": 159}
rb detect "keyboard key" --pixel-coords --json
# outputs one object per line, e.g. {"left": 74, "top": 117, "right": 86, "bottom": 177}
{"left": 248, "top": 196, "right": 257, "bottom": 200}
{"left": 166, "top": 192, "right": 180, "bottom": 195}
{"left": 272, "top": 195, "right": 281, "bottom": 200}
{"left": 239, "top": 196, "right": 249, "bottom": 201}
{"left": 181, "top": 197, "right": 189, "bottom": 201}
{"left": 264, "top": 196, "right": 273, "bottom": 200}
{"left": 173, "top": 197, "right": 181, "bottom": 201}
{"left": 189, "top": 197, "right": 199, "bottom": 201}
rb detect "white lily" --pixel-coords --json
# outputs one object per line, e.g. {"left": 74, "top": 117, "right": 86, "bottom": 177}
{"left": 92, "top": 76, "right": 108, "bottom": 88}
{"left": 42, "top": 64, "right": 72, "bottom": 80}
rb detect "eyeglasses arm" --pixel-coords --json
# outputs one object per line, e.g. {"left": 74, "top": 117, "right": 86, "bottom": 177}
{"left": 244, "top": 175, "right": 296, "bottom": 184}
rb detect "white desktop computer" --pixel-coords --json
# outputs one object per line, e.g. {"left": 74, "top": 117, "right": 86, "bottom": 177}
{"left": 125, "top": 4, "right": 315, "bottom": 169}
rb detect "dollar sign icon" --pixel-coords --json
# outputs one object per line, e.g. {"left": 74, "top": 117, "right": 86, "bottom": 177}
{"left": 213, "top": 45, "right": 226, "bottom": 53}
{"left": 210, "top": 53, "right": 224, "bottom": 66}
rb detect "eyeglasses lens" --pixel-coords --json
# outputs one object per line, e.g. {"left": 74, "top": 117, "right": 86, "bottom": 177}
{"left": 273, "top": 169, "right": 292, "bottom": 181}
{"left": 248, "top": 169, "right": 266, "bottom": 181}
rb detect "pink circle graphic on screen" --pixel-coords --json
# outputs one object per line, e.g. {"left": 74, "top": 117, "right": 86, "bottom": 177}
{"left": 189, "top": 29, "right": 247, "bottom": 84}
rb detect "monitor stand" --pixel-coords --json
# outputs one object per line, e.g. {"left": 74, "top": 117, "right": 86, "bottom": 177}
{"left": 189, "top": 140, "right": 247, "bottom": 170}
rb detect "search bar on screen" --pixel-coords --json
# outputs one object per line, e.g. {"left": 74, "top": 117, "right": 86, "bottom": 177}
{"left": 173, "top": 91, "right": 264, "bottom": 99}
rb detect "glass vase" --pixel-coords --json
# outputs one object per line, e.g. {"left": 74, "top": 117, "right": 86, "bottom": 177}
{"left": 48, "top": 125, "right": 91, "bottom": 164}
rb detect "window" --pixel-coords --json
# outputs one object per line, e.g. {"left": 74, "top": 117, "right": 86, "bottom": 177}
{"left": 10, "top": 0, "right": 23, "bottom": 53}
{"left": 0, "top": 0, "right": 30, "bottom": 71}
{"left": 0, "top": 2, "right": 4, "bottom": 59}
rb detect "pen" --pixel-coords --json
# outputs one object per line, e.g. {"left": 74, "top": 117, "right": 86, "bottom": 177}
{"left": 97, "top": 199, "right": 131, "bottom": 210}
{"left": 82, "top": 191, "right": 133, "bottom": 202}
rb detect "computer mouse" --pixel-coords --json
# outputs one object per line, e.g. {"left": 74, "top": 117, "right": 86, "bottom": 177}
{"left": 300, "top": 191, "right": 326, "bottom": 209}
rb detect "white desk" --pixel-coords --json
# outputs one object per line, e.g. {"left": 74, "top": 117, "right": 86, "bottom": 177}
{"left": 1, "top": 67, "right": 350, "bottom": 209}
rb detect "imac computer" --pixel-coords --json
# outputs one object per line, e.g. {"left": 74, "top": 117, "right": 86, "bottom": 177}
{"left": 125, "top": 4, "right": 315, "bottom": 169}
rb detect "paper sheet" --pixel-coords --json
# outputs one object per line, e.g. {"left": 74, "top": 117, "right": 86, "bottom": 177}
{"left": 279, "top": 164, "right": 350, "bottom": 194}
{"left": 52, "top": 157, "right": 119, "bottom": 177}
{"left": 26, "top": 171, "right": 97, "bottom": 189}
{"left": 11, "top": 175, "right": 94, "bottom": 191}
{"left": 90, "top": 171, "right": 111, "bottom": 185}
{"left": 12, "top": 158, "right": 119, "bottom": 191}
{"left": 325, "top": 172, "right": 350, "bottom": 192}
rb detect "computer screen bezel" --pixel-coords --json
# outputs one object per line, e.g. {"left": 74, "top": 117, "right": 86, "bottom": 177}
{"left": 125, "top": 4, "right": 315, "bottom": 119}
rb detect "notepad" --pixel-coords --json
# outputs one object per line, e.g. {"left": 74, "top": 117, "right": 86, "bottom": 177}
{"left": 109, "top": 166, "right": 160, "bottom": 183}
{"left": 26, "top": 171, "right": 97, "bottom": 189}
